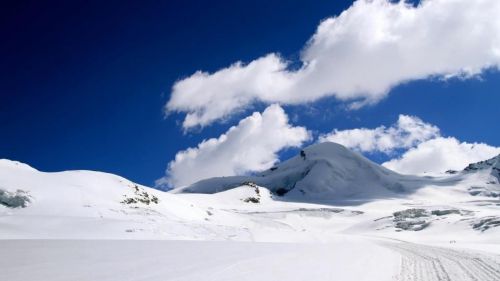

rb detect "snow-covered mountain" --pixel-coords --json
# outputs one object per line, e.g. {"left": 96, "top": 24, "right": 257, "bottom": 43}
{"left": 464, "top": 154, "right": 500, "bottom": 175}
{"left": 177, "top": 142, "right": 500, "bottom": 202}
{"left": 1, "top": 141, "right": 499, "bottom": 240}
{"left": 0, "top": 159, "right": 210, "bottom": 239}
{"left": 453, "top": 154, "right": 500, "bottom": 199}
{"left": 175, "top": 142, "right": 417, "bottom": 199}
{"left": 2, "top": 142, "right": 500, "bottom": 280}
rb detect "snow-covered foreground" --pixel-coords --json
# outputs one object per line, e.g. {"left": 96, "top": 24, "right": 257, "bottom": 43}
{"left": 1, "top": 142, "right": 500, "bottom": 280}
{"left": 2, "top": 239, "right": 499, "bottom": 281}
{"left": 0, "top": 238, "right": 399, "bottom": 281}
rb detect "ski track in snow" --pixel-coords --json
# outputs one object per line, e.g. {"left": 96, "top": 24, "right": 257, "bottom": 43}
{"left": 382, "top": 241, "right": 500, "bottom": 281}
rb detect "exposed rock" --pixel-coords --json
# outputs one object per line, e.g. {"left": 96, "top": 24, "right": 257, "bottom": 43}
{"left": 275, "top": 188, "right": 289, "bottom": 196}
{"left": 395, "top": 220, "right": 430, "bottom": 231}
{"left": 431, "top": 209, "right": 461, "bottom": 216}
{"left": 121, "top": 184, "right": 159, "bottom": 206}
{"left": 464, "top": 157, "right": 497, "bottom": 171}
{"left": 394, "top": 208, "right": 429, "bottom": 219}
{"left": 0, "top": 189, "right": 31, "bottom": 208}
{"left": 243, "top": 197, "right": 260, "bottom": 203}
{"left": 242, "top": 184, "right": 261, "bottom": 203}
{"left": 393, "top": 209, "right": 431, "bottom": 231}
{"left": 463, "top": 155, "right": 500, "bottom": 183}
{"left": 468, "top": 186, "right": 500, "bottom": 198}
{"left": 241, "top": 181, "right": 257, "bottom": 188}
{"left": 472, "top": 217, "right": 500, "bottom": 232}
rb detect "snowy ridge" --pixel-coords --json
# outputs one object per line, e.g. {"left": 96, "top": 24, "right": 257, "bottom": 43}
{"left": 0, "top": 142, "right": 498, "bottom": 240}
{"left": 463, "top": 154, "right": 500, "bottom": 183}
{"left": 0, "top": 159, "right": 209, "bottom": 239}
{"left": 457, "top": 154, "right": 500, "bottom": 199}
{"left": 0, "top": 159, "right": 37, "bottom": 171}
{"left": 176, "top": 142, "right": 418, "bottom": 199}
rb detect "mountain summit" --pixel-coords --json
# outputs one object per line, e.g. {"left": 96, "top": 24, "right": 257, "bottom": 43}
{"left": 175, "top": 142, "right": 416, "bottom": 199}
{"left": 463, "top": 154, "right": 500, "bottom": 181}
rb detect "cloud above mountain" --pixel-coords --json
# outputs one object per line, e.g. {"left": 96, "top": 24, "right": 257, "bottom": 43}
{"left": 319, "top": 114, "right": 500, "bottom": 174}
{"left": 157, "top": 104, "right": 311, "bottom": 188}
{"left": 319, "top": 114, "right": 440, "bottom": 153}
{"left": 382, "top": 137, "right": 500, "bottom": 174}
{"left": 166, "top": 0, "right": 500, "bottom": 129}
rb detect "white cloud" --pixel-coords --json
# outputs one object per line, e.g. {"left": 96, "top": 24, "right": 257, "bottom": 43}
{"left": 318, "top": 114, "right": 439, "bottom": 153}
{"left": 319, "top": 114, "right": 500, "bottom": 174}
{"left": 157, "top": 104, "right": 311, "bottom": 188}
{"left": 167, "top": 0, "right": 500, "bottom": 129}
{"left": 382, "top": 137, "right": 500, "bottom": 174}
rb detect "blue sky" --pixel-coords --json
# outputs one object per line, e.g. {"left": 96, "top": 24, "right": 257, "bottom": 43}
{"left": 1, "top": 0, "right": 500, "bottom": 188}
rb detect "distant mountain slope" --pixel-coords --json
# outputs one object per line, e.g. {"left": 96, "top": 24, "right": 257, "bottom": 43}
{"left": 459, "top": 154, "right": 500, "bottom": 198}
{"left": 463, "top": 154, "right": 500, "bottom": 179}
{"left": 0, "top": 159, "right": 208, "bottom": 239}
{"left": 1, "top": 145, "right": 499, "bottom": 241}
{"left": 174, "top": 142, "right": 422, "bottom": 199}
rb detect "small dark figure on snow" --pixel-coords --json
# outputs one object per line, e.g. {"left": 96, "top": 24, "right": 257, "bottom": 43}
{"left": 300, "top": 150, "right": 306, "bottom": 160}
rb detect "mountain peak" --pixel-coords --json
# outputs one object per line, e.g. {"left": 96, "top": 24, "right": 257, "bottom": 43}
{"left": 462, "top": 154, "right": 500, "bottom": 184}
{"left": 303, "top": 141, "right": 351, "bottom": 154}
{"left": 178, "top": 142, "right": 410, "bottom": 199}
{"left": 261, "top": 142, "right": 375, "bottom": 174}
{"left": 463, "top": 154, "right": 500, "bottom": 172}
{"left": 298, "top": 142, "right": 359, "bottom": 161}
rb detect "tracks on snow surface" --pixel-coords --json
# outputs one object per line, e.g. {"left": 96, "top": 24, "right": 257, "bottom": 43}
{"left": 382, "top": 241, "right": 500, "bottom": 281}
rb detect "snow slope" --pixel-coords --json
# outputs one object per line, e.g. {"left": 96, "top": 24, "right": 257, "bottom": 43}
{"left": 1, "top": 142, "right": 499, "bottom": 243}
{"left": 176, "top": 142, "right": 419, "bottom": 200}
{"left": 0, "top": 238, "right": 400, "bottom": 281}
{"left": 176, "top": 142, "right": 500, "bottom": 204}
{"left": 0, "top": 159, "right": 209, "bottom": 239}
{"left": 1, "top": 142, "right": 500, "bottom": 280}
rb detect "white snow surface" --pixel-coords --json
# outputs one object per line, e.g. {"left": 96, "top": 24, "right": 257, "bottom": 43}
{"left": 1, "top": 142, "right": 500, "bottom": 281}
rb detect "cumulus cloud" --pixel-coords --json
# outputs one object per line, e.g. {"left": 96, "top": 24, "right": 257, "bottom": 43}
{"left": 167, "top": 0, "right": 500, "bottom": 129}
{"left": 383, "top": 137, "right": 500, "bottom": 174}
{"left": 318, "top": 114, "right": 439, "bottom": 153}
{"left": 157, "top": 104, "right": 311, "bottom": 188}
{"left": 319, "top": 114, "right": 500, "bottom": 174}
